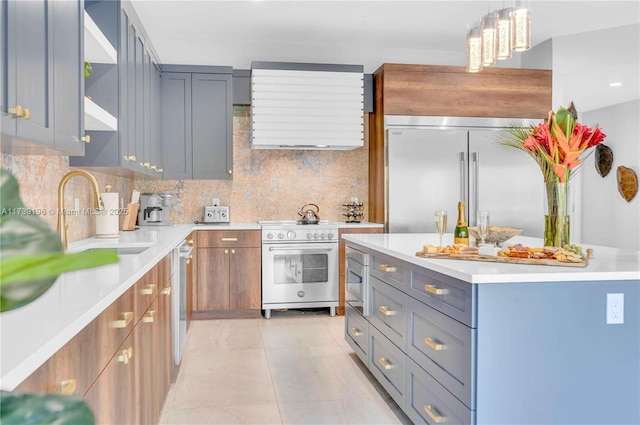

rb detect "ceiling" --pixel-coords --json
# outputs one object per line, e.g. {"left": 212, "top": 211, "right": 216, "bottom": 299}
{"left": 131, "top": 0, "right": 640, "bottom": 112}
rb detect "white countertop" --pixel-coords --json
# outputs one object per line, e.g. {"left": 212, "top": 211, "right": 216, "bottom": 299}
{"left": 336, "top": 221, "right": 384, "bottom": 229}
{"left": 342, "top": 233, "right": 640, "bottom": 284}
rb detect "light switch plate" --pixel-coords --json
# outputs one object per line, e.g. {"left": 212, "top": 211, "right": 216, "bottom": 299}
{"left": 606, "top": 293, "right": 624, "bottom": 324}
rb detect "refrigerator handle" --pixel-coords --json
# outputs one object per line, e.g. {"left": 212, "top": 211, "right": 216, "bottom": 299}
{"left": 459, "top": 152, "right": 467, "bottom": 203}
{"left": 471, "top": 152, "right": 479, "bottom": 226}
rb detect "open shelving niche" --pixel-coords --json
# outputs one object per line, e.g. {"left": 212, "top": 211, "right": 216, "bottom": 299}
{"left": 84, "top": 11, "right": 117, "bottom": 132}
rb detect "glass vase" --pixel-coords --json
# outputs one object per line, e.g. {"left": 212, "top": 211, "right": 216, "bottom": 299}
{"left": 544, "top": 180, "right": 570, "bottom": 247}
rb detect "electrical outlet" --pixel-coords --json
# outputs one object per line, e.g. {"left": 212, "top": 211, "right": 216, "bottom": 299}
{"left": 606, "top": 293, "right": 624, "bottom": 324}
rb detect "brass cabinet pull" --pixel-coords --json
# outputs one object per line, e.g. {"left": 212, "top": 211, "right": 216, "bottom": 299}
{"left": 227, "top": 169, "right": 232, "bottom": 174}
{"left": 161, "top": 287, "right": 172, "bottom": 295}
{"left": 424, "top": 405, "right": 445, "bottom": 423}
{"left": 349, "top": 327, "right": 362, "bottom": 337}
{"left": 23, "top": 108, "right": 31, "bottom": 119}
{"left": 140, "top": 283, "right": 157, "bottom": 295}
{"left": 112, "top": 311, "right": 133, "bottom": 328}
{"left": 221, "top": 237, "right": 237, "bottom": 242}
{"left": 378, "top": 357, "right": 394, "bottom": 370}
{"left": 231, "top": 249, "right": 235, "bottom": 254}
{"left": 379, "top": 264, "right": 396, "bottom": 272}
{"left": 158, "top": 168, "right": 163, "bottom": 173}
{"left": 123, "top": 155, "right": 136, "bottom": 162}
{"left": 151, "top": 165, "right": 158, "bottom": 170}
{"left": 424, "top": 337, "right": 446, "bottom": 351}
{"left": 224, "top": 249, "right": 229, "bottom": 254}
{"left": 143, "top": 162, "right": 150, "bottom": 168}
{"left": 379, "top": 305, "right": 396, "bottom": 316}
{"left": 59, "top": 379, "right": 77, "bottom": 395}
{"left": 9, "top": 105, "right": 24, "bottom": 117}
{"left": 187, "top": 239, "right": 194, "bottom": 246}
{"left": 424, "top": 284, "right": 449, "bottom": 295}
{"left": 117, "top": 347, "right": 133, "bottom": 364}
{"left": 142, "top": 310, "right": 156, "bottom": 323}
{"left": 80, "top": 135, "right": 90, "bottom": 143}
{"left": 186, "top": 258, "right": 191, "bottom": 265}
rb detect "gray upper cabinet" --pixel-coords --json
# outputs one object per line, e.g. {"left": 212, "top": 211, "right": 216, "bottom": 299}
{"left": 53, "top": 0, "right": 84, "bottom": 155}
{"left": 161, "top": 66, "right": 233, "bottom": 180}
{"left": 1, "top": 0, "right": 85, "bottom": 155}
{"left": 71, "top": 0, "right": 162, "bottom": 178}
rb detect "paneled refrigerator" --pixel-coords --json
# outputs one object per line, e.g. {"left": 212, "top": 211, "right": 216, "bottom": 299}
{"left": 386, "top": 116, "right": 547, "bottom": 237}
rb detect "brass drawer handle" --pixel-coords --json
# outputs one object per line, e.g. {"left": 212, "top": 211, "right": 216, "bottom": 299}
{"left": 424, "top": 405, "right": 446, "bottom": 423}
{"left": 140, "top": 283, "right": 157, "bottom": 295}
{"left": 424, "top": 337, "right": 446, "bottom": 351}
{"left": 378, "top": 357, "right": 394, "bottom": 370}
{"left": 349, "top": 327, "right": 362, "bottom": 337}
{"left": 23, "top": 108, "right": 31, "bottom": 119}
{"left": 142, "top": 310, "right": 156, "bottom": 323}
{"left": 379, "top": 305, "right": 396, "bottom": 316}
{"left": 187, "top": 239, "right": 194, "bottom": 246}
{"left": 80, "top": 135, "right": 90, "bottom": 143}
{"left": 187, "top": 257, "right": 192, "bottom": 264}
{"left": 221, "top": 237, "right": 237, "bottom": 242}
{"left": 379, "top": 264, "right": 396, "bottom": 272}
{"left": 231, "top": 249, "right": 235, "bottom": 254}
{"left": 112, "top": 311, "right": 133, "bottom": 328}
{"left": 161, "top": 287, "right": 172, "bottom": 295}
{"left": 59, "top": 379, "right": 77, "bottom": 395}
{"left": 117, "top": 347, "right": 133, "bottom": 364}
{"left": 424, "top": 284, "right": 449, "bottom": 295}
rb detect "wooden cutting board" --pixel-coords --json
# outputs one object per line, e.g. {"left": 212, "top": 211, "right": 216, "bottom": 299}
{"left": 415, "top": 251, "right": 589, "bottom": 268}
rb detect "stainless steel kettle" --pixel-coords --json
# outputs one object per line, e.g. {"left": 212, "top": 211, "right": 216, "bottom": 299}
{"left": 298, "top": 203, "right": 320, "bottom": 223}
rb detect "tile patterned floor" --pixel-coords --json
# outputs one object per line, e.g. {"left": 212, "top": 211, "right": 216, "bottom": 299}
{"left": 159, "top": 311, "right": 412, "bottom": 424}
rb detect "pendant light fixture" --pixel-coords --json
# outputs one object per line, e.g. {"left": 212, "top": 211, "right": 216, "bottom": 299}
{"left": 481, "top": 12, "right": 497, "bottom": 67}
{"left": 495, "top": 8, "right": 513, "bottom": 60}
{"left": 466, "top": 23, "right": 483, "bottom": 73}
{"left": 512, "top": 0, "right": 531, "bottom": 51}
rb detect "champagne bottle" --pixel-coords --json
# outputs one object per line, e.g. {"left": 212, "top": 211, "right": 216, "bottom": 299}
{"left": 454, "top": 201, "right": 469, "bottom": 246}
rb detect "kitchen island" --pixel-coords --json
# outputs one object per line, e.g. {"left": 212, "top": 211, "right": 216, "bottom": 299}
{"left": 342, "top": 233, "right": 639, "bottom": 424}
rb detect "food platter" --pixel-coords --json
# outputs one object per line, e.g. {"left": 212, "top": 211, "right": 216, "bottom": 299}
{"left": 416, "top": 244, "right": 590, "bottom": 268}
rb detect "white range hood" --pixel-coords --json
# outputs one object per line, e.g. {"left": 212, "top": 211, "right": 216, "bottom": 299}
{"left": 250, "top": 62, "right": 364, "bottom": 150}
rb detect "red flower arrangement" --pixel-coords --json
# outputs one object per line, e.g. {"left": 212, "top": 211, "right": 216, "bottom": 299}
{"left": 501, "top": 102, "right": 606, "bottom": 183}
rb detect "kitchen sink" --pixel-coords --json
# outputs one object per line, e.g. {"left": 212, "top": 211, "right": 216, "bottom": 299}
{"left": 83, "top": 246, "right": 150, "bottom": 255}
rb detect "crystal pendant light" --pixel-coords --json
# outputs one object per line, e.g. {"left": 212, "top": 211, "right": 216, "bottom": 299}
{"left": 512, "top": 0, "right": 531, "bottom": 51}
{"left": 481, "top": 12, "right": 497, "bottom": 67}
{"left": 496, "top": 8, "right": 513, "bottom": 60}
{"left": 466, "top": 23, "right": 483, "bottom": 73}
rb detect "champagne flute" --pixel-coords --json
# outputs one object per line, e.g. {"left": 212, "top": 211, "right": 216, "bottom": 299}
{"left": 434, "top": 210, "right": 447, "bottom": 247}
{"left": 478, "top": 210, "right": 490, "bottom": 245}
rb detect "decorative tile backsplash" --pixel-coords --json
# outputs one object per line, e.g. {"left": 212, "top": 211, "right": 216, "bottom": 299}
{"left": 135, "top": 106, "right": 370, "bottom": 224}
{"left": 1, "top": 105, "right": 371, "bottom": 243}
{"left": 1, "top": 154, "right": 132, "bottom": 243}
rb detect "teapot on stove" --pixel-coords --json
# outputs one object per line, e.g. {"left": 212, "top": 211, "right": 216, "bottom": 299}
{"left": 298, "top": 203, "right": 320, "bottom": 224}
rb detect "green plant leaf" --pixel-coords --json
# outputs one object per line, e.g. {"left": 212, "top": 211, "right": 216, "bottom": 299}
{"left": 0, "top": 391, "right": 94, "bottom": 425}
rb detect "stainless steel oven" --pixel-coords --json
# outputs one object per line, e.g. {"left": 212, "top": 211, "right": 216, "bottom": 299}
{"left": 345, "top": 246, "right": 369, "bottom": 316}
{"left": 260, "top": 221, "right": 339, "bottom": 319}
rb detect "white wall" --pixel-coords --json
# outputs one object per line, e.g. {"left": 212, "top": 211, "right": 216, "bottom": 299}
{"left": 582, "top": 100, "right": 640, "bottom": 250}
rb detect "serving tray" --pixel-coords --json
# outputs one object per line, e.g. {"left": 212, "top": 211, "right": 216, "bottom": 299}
{"left": 415, "top": 251, "right": 588, "bottom": 268}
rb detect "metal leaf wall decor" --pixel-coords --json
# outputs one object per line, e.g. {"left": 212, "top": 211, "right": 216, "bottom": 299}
{"left": 617, "top": 165, "right": 638, "bottom": 202}
{"left": 595, "top": 144, "right": 613, "bottom": 177}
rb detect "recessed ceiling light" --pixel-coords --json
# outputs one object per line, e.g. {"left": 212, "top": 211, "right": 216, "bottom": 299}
{"left": 609, "top": 82, "right": 623, "bottom": 87}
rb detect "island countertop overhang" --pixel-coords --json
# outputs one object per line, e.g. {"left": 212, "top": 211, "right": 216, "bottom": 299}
{"left": 342, "top": 233, "right": 640, "bottom": 284}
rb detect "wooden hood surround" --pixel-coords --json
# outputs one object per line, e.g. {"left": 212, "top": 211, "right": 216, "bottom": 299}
{"left": 368, "top": 63, "right": 552, "bottom": 225}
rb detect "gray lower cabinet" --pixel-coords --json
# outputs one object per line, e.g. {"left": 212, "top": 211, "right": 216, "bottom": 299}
{"left": 161, "top": 66, "right": 233, "bottom": 180}
{"left": 1, "top": 0, "right": 84, "bottom": 155}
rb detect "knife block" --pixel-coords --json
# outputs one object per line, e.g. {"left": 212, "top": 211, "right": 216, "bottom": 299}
{"left": 122, "top": 203, "right": 139, "bottom": 231}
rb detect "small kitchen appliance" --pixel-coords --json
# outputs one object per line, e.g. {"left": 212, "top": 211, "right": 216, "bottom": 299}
{"left": 138, "top": 193, "right": 174, "bottom": 226}
{"left": 259, "top": 220, "right": 339, "bottom": 319}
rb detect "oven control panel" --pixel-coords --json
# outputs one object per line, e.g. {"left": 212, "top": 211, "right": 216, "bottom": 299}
{"left": 262, "top": 226, "right": 337, "bottom": 242}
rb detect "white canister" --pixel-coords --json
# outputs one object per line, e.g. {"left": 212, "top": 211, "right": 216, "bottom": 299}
{"left": 96, "top": 185, "right": 120, "bottom": 238}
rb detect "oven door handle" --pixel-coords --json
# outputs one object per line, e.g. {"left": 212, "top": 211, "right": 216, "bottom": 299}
{"left": 268, "top": 247, "right": 334, "bottom": 252}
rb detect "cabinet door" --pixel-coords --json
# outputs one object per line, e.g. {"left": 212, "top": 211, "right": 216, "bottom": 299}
{"left": 192, "top": 73, "right": 233, "bottom": 179}
{"left": 159, "top": 283, "right": 173, "bottom": 395}
{"left": 230, "top": 247, "right": 261, "bottom": 310}
{"left": 85, "top": 332, "right": 137, "bottom": 425}
{"left": 142, "top": 49, "right": 152, "bottom": 172}
{"left": 138, "top": 299, "right": 160, "bottom": 425}
{"left": 52, "top": 0, "right": 83, "bottom": 155}
{"left": 119, "top": 6, "right": 131, "bottom": 166}
{"left": 126, "top": 19, "right": 138, "bottom": 171}
{"left": 161, "top": 72, "right": 192, "bottom": 179}
{"left": 150, "top": 61, "right": 162, "bottom": 174}
{"left": 4, "top": 0, "right": 54, "bottom": 144}
{"left": 196, "top": 247, "right": 229, "bottom": 311}
{"left": 134, "top": 34, "right": 144, "bottom": 171}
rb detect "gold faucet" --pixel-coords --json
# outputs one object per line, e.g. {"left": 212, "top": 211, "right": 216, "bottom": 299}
{"left": 57, "top": 170, "right": 104, "bottom": 250}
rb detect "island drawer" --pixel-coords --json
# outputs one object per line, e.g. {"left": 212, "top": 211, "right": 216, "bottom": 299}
{"left": 369, "top": 325, "right": 407, "bottom": 409}
{"left": 370, "top": 276, "right": 407, "bottom": 349}
{"left": 345, "top": 304, "right": 369, "bottom": 365}
{"left": 407, "top": 297, "right": 474, "bottom": 409}
{"left": 371, "top": 252, "right": 410, "bottom": 290}
{"left": 406, "top": 358, "right": 474, "bottom": 425}
{"left": 411, "top": 267, "right": 475, "bottom": 327}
